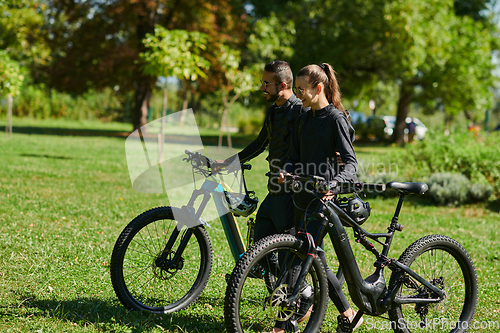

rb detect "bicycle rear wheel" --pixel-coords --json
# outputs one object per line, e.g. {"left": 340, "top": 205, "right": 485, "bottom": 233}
{"left": 388, "top": 235, "right": 478, "bottom": 333}
{"left": 110, "top": 206, "right": 213, "bottom": 313}
{"left": 225, "top": 234, "right": 329, "bottom": 333}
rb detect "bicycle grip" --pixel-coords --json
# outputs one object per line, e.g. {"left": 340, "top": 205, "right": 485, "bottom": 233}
{"left": 360, "top": 183, "right": 387, "bottom": 192}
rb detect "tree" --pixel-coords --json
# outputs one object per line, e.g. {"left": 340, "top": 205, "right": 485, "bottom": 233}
{"left": 0, "top": 51, "right": 24, "bottom": 96}
{"left": 1, "top": 0, "right": 48, "bottom": 136}
{"left": 0, "top": 0, "right": 50, "bottom": 78}
{"left": 216, "top": 45, "right": 258, "bottom": 148}
{"left": 140, "top": 27, "right": 209, "bottom": 83}
{"left": 247, "top": 0, "right": 498, "bottom": 143}
{"left": 0, "top": 50, "right": 24, "bottom": 136}
{"left": 44, "top": 0, "right": 246, "bottom": 130}
{"left": 383, "top": 0, "right": 496, "bottom": 142}
{"left": 139, "top": 26, "right": 210, "bottom": 158}
{"left": 140, "top": 26, "right": 210, "bottom": 125}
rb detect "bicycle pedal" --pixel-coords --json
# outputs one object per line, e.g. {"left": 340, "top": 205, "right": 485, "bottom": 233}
{"left": 337, "top": 315, "right": 353, "bottom": 333}
{"left": 276, "top": 319, "right": 299, "bottom": 333}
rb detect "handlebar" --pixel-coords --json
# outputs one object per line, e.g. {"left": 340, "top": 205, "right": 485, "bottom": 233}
{"left": 183, "top": 149, "right": 251, "bottom": 174}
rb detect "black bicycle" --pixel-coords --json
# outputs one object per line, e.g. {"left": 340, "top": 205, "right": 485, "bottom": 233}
{"left": 225, "top": 174, "right": 478, "bottom": 333}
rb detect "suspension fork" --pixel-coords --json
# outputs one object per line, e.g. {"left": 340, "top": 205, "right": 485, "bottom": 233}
{"left": 286, "top": 214, "right": 329, "bottom": 307}
{"left": 155, "top": 187, "right": 212, "bottom": 268}
{"left": 285, "top": 232, "right": 317, "bottom": 307}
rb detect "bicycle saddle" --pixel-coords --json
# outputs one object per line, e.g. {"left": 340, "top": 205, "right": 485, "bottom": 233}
{"left": 386, "top": 182, "right": 428, "bottom": 195}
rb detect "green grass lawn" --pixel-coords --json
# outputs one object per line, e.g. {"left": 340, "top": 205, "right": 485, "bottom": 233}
{"left": 0, "top": 119, "right": 499, "bottom": 332}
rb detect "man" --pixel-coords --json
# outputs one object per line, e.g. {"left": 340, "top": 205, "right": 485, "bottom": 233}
{"left": 224, "top": 61, "right": 312, "bottom": 333}
{"left": 407, "top": 118, "right": 416, "bottom": 143}
{"left": 225, "top": 60, "right": 304, "bottom": 243}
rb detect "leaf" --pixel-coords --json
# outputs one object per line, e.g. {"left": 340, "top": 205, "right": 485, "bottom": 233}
{"left": 140, "top": 26, "right": 210, "bottom": 81}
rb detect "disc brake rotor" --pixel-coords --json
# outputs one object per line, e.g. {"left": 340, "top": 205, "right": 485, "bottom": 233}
{"left": 264, "top": 284, "right": 295, "bottom": 322}
{"left": 152, "top": 250, "right": 183, "bottom": 280}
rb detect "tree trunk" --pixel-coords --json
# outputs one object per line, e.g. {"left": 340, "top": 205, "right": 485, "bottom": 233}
{"left": 132, "top": 1, "right": 160, "bottom": 131}
{"left": 132, "top": 76, "right": 153, "bottom": 130}
{"left": 463, "top": 110, "right": 473, "bottom": 128}
{"left": 218, "top": 90, "right": 234, "bottom": 148}
{"left": 6, "top": 94, "right": 13, "bottom": 137}
{"left": 393, "top": 82, "right": 412, "bottom": 144}
{"left": 159, "top": 87, "right": 168, "bottom": 163}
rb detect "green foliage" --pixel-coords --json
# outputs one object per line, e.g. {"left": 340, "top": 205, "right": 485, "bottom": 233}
{"left": 250, "top": 0, "right": 497, "bottom": 143}
{"left": 427, "top": 172, "right": 471, "bottom": 206}
{"left": 246, "top": 12, "right": 295, "bottom": 64}
{"left": 1, "top": 84, "right": 130, "bottom": 121}
{"left": 469, "top": 183, "right": 494, "bottom": 202}
{"left": 140, "top": 26, "right": 210, "bottom": 81}
{"left": 219, "top": 45, "right": 258, "bottom": 98}
{"left": 0, "top": 0, "right": 50, "bottom": 66}
{"left": 0, "top": 50, "right": 24, "bottom": 96}
{"left": 363, "top": 117, "right": 389, "bottom": 142}
{"left": 238, "top": 117, "right": 263, "bottom": 135}
{"left": 194, "top": 100, "right": 264, "bottom": 132}
{"left": 426, "top": 172, "right": 494, "bottom": 206}
{"left": 389, "top": 129, "right": 500, "bottom": 202}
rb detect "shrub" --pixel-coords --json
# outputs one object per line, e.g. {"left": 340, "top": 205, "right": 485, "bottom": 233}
{"left": 389, "top": 128, "right": 500, "bottom": 202}
{"left": 469, "top": 183, "right": 494, "bottom": 202}
{"left": 1, "top": 84, "right": 131, "bottom": 122}
{"left": 238, "top": 117, "right": 262, "bottom": 135}
{"left": 427, "top": 173, "right": 470, "bottom": 206}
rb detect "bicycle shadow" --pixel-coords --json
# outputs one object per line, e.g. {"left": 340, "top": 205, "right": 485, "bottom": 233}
{"left": 12, "top": 292, "right": 226, "bottom": 332}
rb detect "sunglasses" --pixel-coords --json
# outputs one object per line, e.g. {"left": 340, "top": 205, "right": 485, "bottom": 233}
{"left": 260, "top": 79, "right": 280, "bottom": 89}
{"left": 293, "top": 86, "right": 305, "bottom": 96}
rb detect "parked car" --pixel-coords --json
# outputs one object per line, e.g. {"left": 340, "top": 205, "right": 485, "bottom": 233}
{"left": 348, "top": 110, "right": 367, "bottom": 126}
{"left": 348, "top": 111, "right": 368, "bottom": 138}
{"left": 364, "top": 115, "right": 428, "bottom": 141}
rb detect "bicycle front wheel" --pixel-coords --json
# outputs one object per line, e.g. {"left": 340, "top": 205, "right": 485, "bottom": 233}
{"left": 110, "top": 206, "right": 213, "bottom": 313}
{"left": 225, "top": 234, "right": 329, "bottom": 333}
{"left": 388, "top": 235, "right": 478, "bottom": 333}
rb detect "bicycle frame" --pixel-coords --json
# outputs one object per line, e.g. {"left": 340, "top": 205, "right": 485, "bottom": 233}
{"left": 291, "top": 191, "right": 445, "bottom": 317}
{"left": 156, "top": 168, "right": 249, "bottom": 272}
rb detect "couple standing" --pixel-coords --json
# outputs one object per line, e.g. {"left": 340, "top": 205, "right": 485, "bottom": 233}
{"left": 224, "top": 60, "right": 361, "bottom": 333}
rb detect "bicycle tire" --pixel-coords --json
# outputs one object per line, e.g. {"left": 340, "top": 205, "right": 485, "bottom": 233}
{"left": 388, "top": 235, "right": 478, "bottom": 333}
{"left": 225, "top": 234, "right": 329, "bottom": 333}
{"left": 110, "top": 206, "right": 213, "bottom": 313}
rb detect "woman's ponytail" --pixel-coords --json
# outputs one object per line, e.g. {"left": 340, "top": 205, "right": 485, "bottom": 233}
{"left": 320, "top": 63, "right": 347, "bottom": 117}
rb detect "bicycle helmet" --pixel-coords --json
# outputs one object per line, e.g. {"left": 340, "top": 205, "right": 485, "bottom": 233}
{"left": 346, "top": 197, "right": 371, "bottom": 224}
{"left": 224, "top": 191, "right": 259, "bottom": 217}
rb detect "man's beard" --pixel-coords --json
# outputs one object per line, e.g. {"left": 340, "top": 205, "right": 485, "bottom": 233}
{"left": 264, "top": 91, "right": 279, "bottom": 102}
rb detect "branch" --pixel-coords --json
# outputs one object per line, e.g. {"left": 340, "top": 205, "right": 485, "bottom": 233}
{"left": 163, "top": 0, "right": 182, "bottom": 27}
{"left": 229, "top": 92, "right": 240, "bottom": 107}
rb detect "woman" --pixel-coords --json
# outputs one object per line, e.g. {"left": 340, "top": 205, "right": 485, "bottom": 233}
{"left": 274, "top": 63, "right": 362, "bottom": 333}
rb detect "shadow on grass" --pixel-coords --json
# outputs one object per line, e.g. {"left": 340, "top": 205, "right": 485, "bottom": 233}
{"left": 20, "top": 153, "right": 74, "bottom": 160}
{"left": 11, "top": 125, "right": 131, "bottom": 138}
{"left": 487, "top": 199, "right": 500, "bottom": 213}
{"left": 9, "top": 125, "right": 255, "bottom": 148}
{"left": 15, "top": 293, "right": 226, "bottom": 332}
